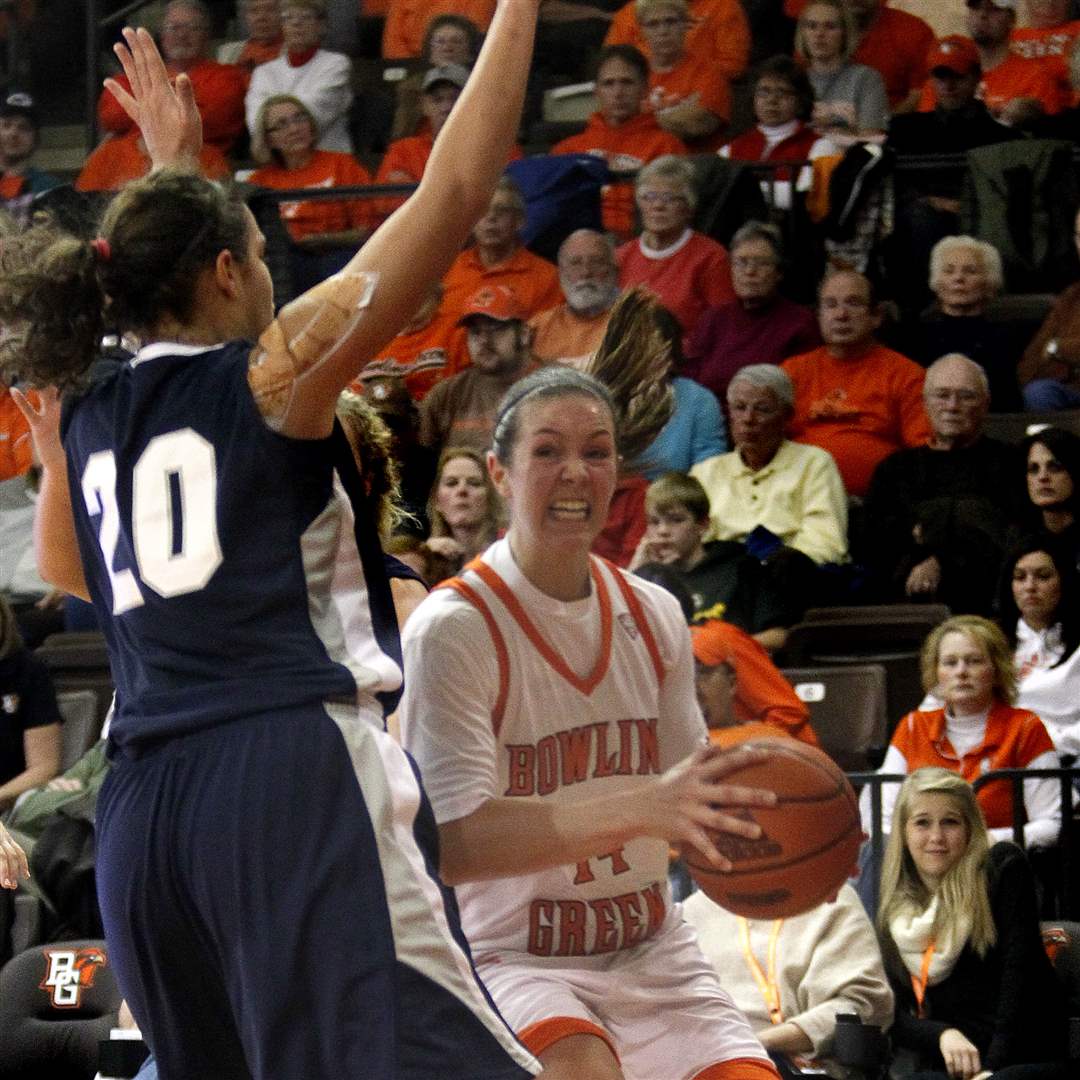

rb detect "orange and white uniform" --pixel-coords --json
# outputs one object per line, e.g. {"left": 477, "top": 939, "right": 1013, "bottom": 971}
{"left": 400, "top": 538, "right": 774, "bottom": 1080}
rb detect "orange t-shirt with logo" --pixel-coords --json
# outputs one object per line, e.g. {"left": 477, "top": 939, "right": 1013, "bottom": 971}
{"left": 606, "top": 0, "right": 750, "bottom": 79}
{"left": 249, "top": 150, "right": 374, "bottom": 239}
{"left": 781, "top": 342, "right": 931, "bottom": 496}
{"left": 442, "top": 245, "right": 563, "bottom": 325}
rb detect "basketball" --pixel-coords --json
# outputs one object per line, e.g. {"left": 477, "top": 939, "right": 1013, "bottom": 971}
{"left": 682, "top": 737, "right": 861, "bottom": 919}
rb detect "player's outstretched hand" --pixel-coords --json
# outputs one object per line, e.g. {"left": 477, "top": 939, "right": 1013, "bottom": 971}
{"left": 0, "top": 822, "right": 29, "bottom": 890}
{"left": 645, "top": 744, "right": 777, "bottom": 872}
{"left": 105, "top": 26, "right": 202, "bottom": 172}
{"left": 10, "top": 385, "right": 64, "bottom": 473}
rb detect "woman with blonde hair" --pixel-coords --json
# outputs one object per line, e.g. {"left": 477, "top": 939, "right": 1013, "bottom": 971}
{"left": 425, "top": 445, "right": 503, "bottom": 574}
{"left": 877, "top": 767, "right": 1068, "bottom": 1079}
{"left": 795, "top": 0, "right": 888, "bottom": 136}
{"left": 863, "top": 615, "right": 1061, "bottom": 849}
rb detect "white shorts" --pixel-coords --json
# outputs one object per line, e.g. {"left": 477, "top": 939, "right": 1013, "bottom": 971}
{"left": 475, "top": 911, "right": 772, "bottom": 1080}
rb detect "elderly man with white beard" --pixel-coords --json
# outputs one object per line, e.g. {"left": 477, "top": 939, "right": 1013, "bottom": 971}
{"left": 528, "top": 229, "right": 622, "bottom": 368}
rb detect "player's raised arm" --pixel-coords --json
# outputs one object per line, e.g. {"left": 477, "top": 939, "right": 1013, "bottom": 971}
{"left": 250, "top": 0, "right": 540, "bottom": 438}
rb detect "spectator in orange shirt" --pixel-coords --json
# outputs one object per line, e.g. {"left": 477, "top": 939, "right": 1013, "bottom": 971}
{"left": 605, "top": 0, "right": 750, "bottom": 80}
{"left": 354, "top": 283, "right": 471, "bottom": 401}
{"left": 382, "top": 0, "right": 495, "bottom": 58}
{"left": 1011, "top": 0, "right": 1080, "bottom": 61}
{"left": 638, "top": 0, "right": 731, "bottom": 150}
{"left": 529, "top": 228, "right": 621, "bottom": 367}
{"left": 691, "top": 619, "right": 818, "bottom": 747}
{"left": 377, "top": 64, "right": 522, "bottom": 216}
{"left": 389, "top": 15, "right": 482, "bottom": 141}
{"left": 0, "top": 385, "right": 33, "bottom": 483}
{"left": 98, "top": 0, "right": 246, "bottom": 156}
{"left": 441, "top": 176, "right": 563, "bottom": 325}
{"left": 75, "top": 132, "right": 230, "bottom": 192}
{"left": 248, "top": 95, "right": 373, "bottom": 288}
{"left": 552, "top": 45, "right": 687, "bottom": 239}
{"left": 918, "top": 0, "right": 1072, "bottom": 124}
{"left": 616, "top": 155, "right": 734, "bottom": 338}
{"left": 217, "top": 0, "right": 283, "bottom": 76}
{"left": 782, "top": 270, "right": 931, "bottom": 497}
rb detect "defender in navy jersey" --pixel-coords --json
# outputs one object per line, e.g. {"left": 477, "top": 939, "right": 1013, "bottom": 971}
{"left": 6, "top": 14, "right": 539, "bottom": 1080}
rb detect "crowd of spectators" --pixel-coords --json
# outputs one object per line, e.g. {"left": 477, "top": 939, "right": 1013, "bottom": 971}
{"left": 5, "top": 1, "right": 1080, "bottom": 1073}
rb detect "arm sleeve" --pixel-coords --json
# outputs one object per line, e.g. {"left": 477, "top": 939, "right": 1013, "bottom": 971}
{"left": 896, "top": 362, "right": 931, "bottom": 449}
{"left": 399, "top": 595, "right": 503, "bottom": 823}
{"left": 788, "top": 887, "right": 895, "bottom": 1055}
{"left": 787, "top": 451, "right": 848, "bottom": 565}
{"left": 302, "top": 53, "right": 354, "bottom": 142}
{"left": 854, "top": 66, "right": 890, "bottom": 133}
{"left": 728, "top": 630, "right": 813, "bottom": 741}
{"left": 20, "top": 657, "right": 63, "bottom": 732}
{"left": 709, "top": 0, "right": 750, "bottom": 80}
{"left": 195, "top": 64, "right": 247, "bottom": 149}
{"left": 244, "top": 66, "right": 270, "bottom": 142}
{"left": 986, "top": 748, "right": 1062, "bottom": 850}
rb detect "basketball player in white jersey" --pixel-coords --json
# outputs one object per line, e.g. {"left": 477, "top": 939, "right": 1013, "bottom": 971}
{"left": 400, "top": 360, "right": 783, "bottom": 1080}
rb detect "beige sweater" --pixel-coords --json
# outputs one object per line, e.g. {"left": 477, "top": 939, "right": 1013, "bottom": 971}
{"left": 682, "top": 884, "right": 894, "bottom": 1071}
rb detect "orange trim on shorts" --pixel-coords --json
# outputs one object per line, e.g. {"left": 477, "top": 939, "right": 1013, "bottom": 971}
{"left": 436, "top": 577, "right": 510, "bottom": 737}
{"left": 517, "top": 1015, "right": 620, "bottom": 1063}
{"left": 692, "top": 1058, "right": 781, "bottom": 1080}
{"left": 603, "top": 557, "right": 666, "bottom": 685}
{"left": 468, "top": 558, "right": 613, "bottom": 696}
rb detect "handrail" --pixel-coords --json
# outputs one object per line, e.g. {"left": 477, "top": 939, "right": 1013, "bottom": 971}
{"left": 850, "top": 766, "right": 1080, "bottom": 918}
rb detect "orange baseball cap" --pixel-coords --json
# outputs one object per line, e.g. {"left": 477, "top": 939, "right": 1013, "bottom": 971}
{"left": 457, "top": 284, "right": 527, "bottom": 326}
{"left": 926, "top": 36, "right": 981, "bottom": 77}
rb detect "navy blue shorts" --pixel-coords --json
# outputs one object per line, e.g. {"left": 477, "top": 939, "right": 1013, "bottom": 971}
{"left": 96, "top": 703, "right": 536, "bottom": 1080}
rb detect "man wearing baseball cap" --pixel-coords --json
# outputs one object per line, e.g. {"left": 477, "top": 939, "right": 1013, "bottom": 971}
{"left": 917, "top": 0, "right": 1070, "bottom": 123}
{"left": 888, "top": 33, "right": 1022, "bottom": 313}
{"left": 0, "top": 93, "right": 60, "bottom": 203}
{"left": 375, "top": 64, "right": 522, "bottom": 215}
{"left": 418, "top": 285, "right": 543, "bottom": 455}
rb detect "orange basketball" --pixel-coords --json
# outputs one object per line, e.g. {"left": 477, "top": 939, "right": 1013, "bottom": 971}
{"left": 682, "top": 737, "right": 861, "bottom": 919}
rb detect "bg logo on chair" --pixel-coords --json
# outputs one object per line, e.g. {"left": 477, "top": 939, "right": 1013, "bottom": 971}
{"left": 39, "top": 946, "right": 107, "bottom": 1008}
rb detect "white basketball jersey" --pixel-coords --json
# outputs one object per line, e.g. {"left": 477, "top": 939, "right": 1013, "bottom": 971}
{"left": 402, "top": 539, "right": 704, "bottom": 959}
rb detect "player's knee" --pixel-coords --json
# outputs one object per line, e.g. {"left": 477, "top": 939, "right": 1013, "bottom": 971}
{"left": 536, "top": 1032, "right": 624, "bottom": 1080}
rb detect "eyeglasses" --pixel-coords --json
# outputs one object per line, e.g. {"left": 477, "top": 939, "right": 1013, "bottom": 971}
{"left": 561, "top": 256, "right": 614, "bottom": 273}
{"left": 732, "top": 256, "right": 778, "bottom": 271}
{"left": 637, "top": 191, "right": 687, "bottom": 207}
{"left": 754, "top": 85, "right": 797, "bottom": 100}
{"left": 728, "top": 401, "right": 781, "bottom": 418}
{"left": 640, "top": 16, "right": 686, "bottom": 29}
{"left": 265, "top": 113, "right": 309, "bottom": 134}
{"left": 926, "top": 389, "right": 982, "bottom": 404}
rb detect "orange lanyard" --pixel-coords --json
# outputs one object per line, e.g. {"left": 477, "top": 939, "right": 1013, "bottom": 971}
{"left": 739, "top": 917, "right": 785, "bottom": 1025}
{"left": 910, "top": 940, "right": 936, "bottom": 1018}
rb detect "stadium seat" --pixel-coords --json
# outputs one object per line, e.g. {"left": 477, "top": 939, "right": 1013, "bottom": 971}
{"left": 56, "top": 689, "right": 102, "bottom": 773}
{"left": 781, "top": 664, "right": 889, "bottom": 772}
{"left": 0, "top": 939, "right": 121, "bottom": 1080}
{"left": 982, "top": 409, "right": 1080, "bottom": 445}
{"left": 34, "top": 633, "right": 114, "bottom": 735}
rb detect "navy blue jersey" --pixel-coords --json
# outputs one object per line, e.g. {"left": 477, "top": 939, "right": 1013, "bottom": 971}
{"left": 63, "top": 341, "right": 400, "bottom": 750}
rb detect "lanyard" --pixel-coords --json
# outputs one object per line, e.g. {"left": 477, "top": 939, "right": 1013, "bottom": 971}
{"left": 738, "top": 917, "right": 785, "bottom": 1025}
{"left": 910, "top": 940, "right": 936, "bottom": 1018}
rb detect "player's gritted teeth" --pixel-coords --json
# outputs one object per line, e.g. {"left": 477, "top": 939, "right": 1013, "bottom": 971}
{"left": 550, "top": 499, "right": 590, "bottom": 520}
